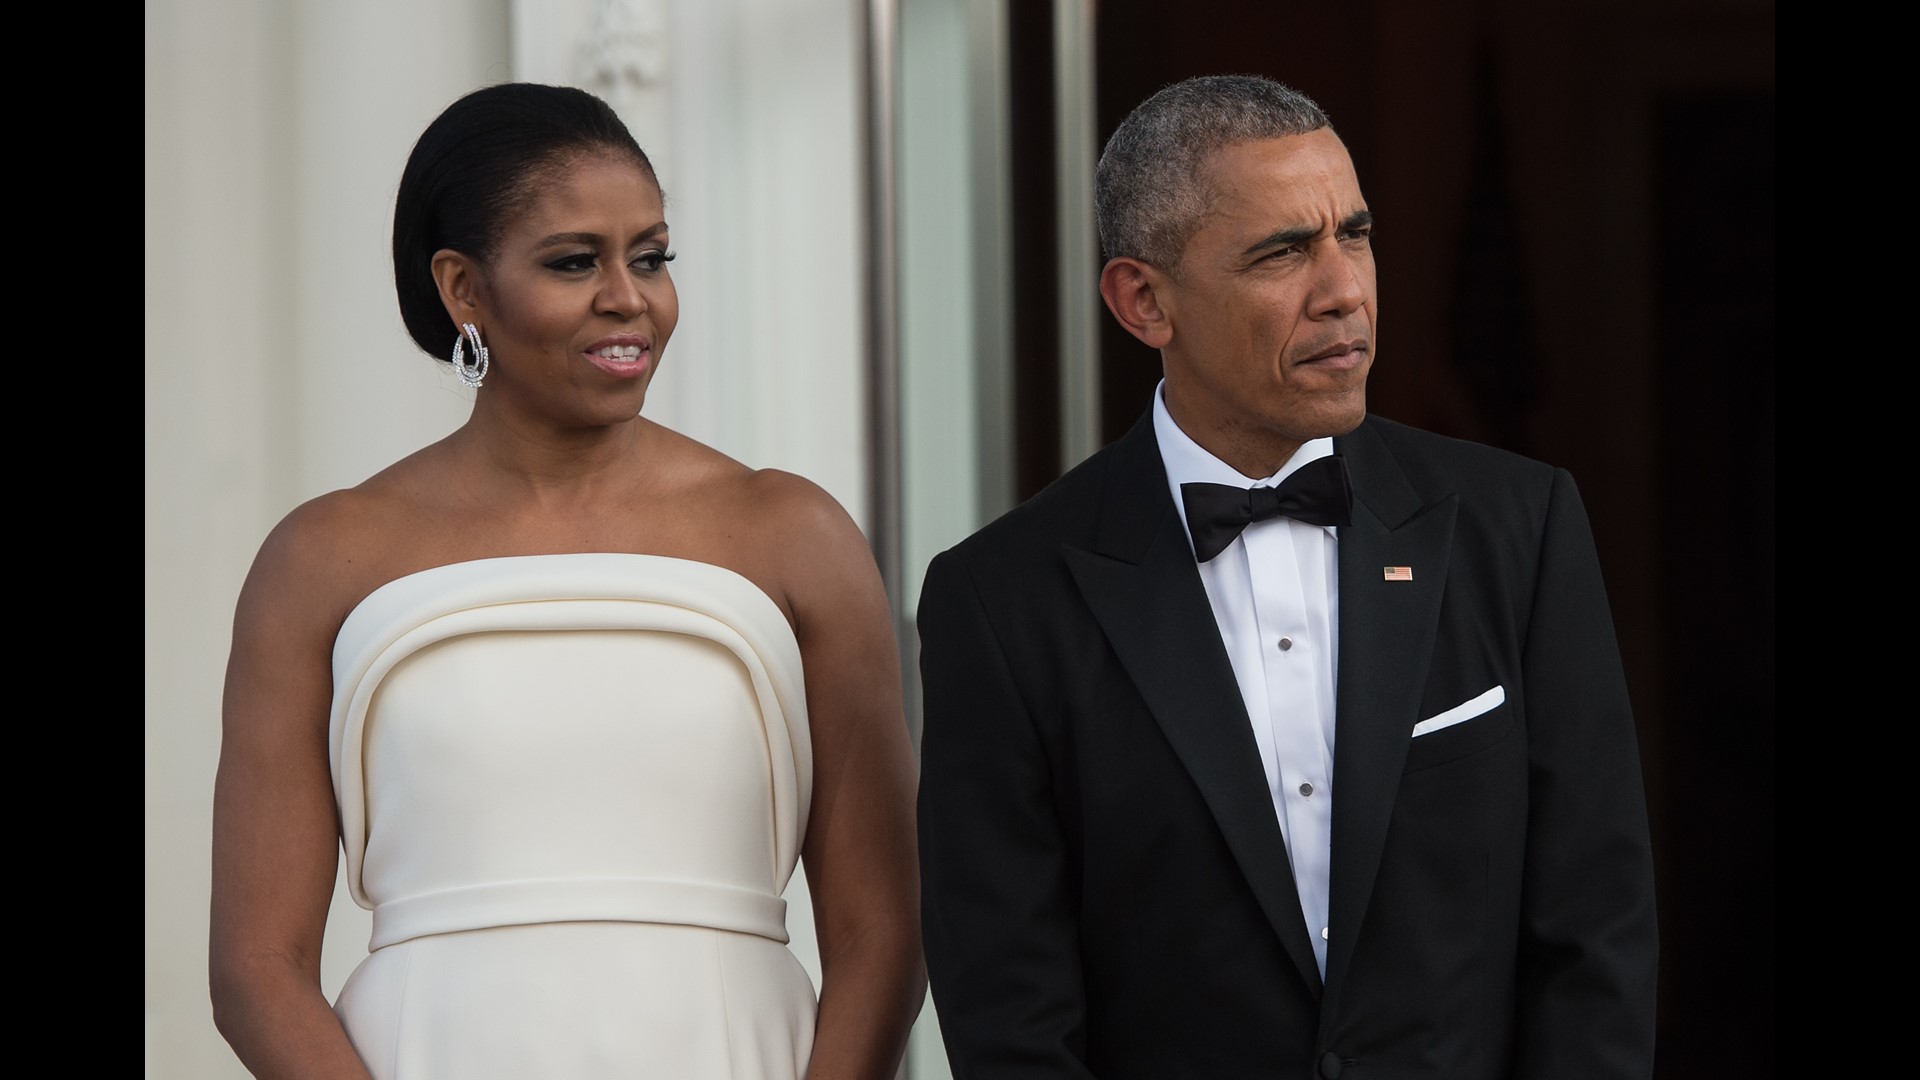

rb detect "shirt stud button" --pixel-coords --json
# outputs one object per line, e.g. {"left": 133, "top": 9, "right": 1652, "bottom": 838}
{"left": 1299, "top": 782, "right": 1314, "bottom": 797}
{"left": 1278, "top": 636, "right": 1294, "bottom": 651}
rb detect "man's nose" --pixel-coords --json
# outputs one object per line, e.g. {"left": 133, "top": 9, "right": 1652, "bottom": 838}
{"left": 1312, "top": 250, "right": 1368, "bottom": 319}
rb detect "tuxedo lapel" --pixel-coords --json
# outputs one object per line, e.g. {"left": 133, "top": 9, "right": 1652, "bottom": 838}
{"left": 1063, "top": 414, "right": 1324, "bottom": 997}
{"left": 1323, "top": 419, "right": 1457, "bottom": 995}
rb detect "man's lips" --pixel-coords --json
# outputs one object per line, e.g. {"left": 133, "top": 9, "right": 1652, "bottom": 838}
{"left": 1297, "top": 340, "right": 1369, "bottom": 369}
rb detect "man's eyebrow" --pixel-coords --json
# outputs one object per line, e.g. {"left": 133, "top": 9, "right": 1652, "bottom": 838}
{"left": 1241, "top": 224, "right": 1320, "bottom": 258}
{"left": 1240, "top": 210, "right": 1375, "bottom": 259}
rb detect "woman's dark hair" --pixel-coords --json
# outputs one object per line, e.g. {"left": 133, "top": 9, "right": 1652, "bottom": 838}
{"left": 392, "top": 82, "right": 657, "bottom": 357}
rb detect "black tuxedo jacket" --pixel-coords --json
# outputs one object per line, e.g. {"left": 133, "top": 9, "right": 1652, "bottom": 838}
{"left": 916, "top": 412, "right": 1657, "bottom": 1080}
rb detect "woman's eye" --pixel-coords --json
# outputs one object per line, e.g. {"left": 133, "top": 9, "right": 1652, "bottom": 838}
{"left": 633, "top": 250, "right": 677, "bottom": 273}
{"left": 547, "top": 254, "right": 596, "bottom": 273}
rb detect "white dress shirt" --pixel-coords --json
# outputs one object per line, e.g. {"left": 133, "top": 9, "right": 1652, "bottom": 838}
{"left": 1153, "top": 382, "right": 1338, "bottom": 978}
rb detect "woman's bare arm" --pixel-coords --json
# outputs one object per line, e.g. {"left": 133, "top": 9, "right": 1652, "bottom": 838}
{"left": 209, "top": 500, "right": 376, "bottom": 1079}
{"left": 762, "top": 473, "right": 926, "bottom": 1080}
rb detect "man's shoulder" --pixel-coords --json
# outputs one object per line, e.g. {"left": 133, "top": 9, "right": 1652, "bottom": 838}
{"left": 1350, "top": 414, "right": 1553, "bottom": 473}
{"left": 943, "top": 436, "right": 1125, "bottom": 568}
{"left": 1344, "top": 417, "right": 1599, "bottom": 583}
{"left": 1346, "top": 414, "right": 1561, "bottom": 504}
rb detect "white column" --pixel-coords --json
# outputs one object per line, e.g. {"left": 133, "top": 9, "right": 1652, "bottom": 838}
{"left": 146, "top": 2, "right": 293, "bottom": 1073}
{"left": 290, "top": 0, "right": 510, "bottom": 497}
{"left": 146, "top": 3, "right": 509, "bottom": 1077}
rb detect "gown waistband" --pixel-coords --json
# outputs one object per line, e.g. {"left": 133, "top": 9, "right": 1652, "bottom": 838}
{"left": 369, "top": 877, "right": 791, "bottom": 950}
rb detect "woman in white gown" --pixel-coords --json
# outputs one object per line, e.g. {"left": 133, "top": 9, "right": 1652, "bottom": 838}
{"left": 210, "top": 83, "right": 925, "bottom": 1079}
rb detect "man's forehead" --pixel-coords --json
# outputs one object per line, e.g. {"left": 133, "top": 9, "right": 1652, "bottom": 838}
{"left": 1197, "top": 130, "right": 1360, "bottom": 193}
{"left": 1191, "top": 132, "right": 1366, "bottom": 235}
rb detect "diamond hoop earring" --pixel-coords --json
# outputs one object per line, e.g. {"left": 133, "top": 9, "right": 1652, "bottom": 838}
{"left": 452, "top": 322, "right": 489, "bottom": 389}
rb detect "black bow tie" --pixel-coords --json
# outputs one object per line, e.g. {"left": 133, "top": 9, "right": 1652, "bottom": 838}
{"left": 1180, "top": 455, "right": 1353, "bottom": 563}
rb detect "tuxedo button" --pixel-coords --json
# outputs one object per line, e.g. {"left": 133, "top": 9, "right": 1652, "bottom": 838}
{"left": 1298, "top": 782, "right": 1314, "bottom": 797}
{"left": 1319, "top": 1051, "right": 1344, "bottom": 1078}
{"left": 1278, "top": 636, "right": 1294, "bottom": 651}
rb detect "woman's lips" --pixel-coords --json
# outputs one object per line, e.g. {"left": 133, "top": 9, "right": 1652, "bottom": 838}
{"left": 584, "top": 339, "right": 651, "bottom": 379}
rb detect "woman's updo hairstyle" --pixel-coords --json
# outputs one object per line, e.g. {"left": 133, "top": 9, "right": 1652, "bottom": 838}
{"left": 392, "top": 82, "right": 657, "bottom": 357}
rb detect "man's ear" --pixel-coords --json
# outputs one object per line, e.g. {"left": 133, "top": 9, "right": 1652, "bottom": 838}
{"left": 430, "top": 249, "right": 485, "bottom": 329}
{"left": 1098, "top": 257, "right": 1173, "bottom": 350}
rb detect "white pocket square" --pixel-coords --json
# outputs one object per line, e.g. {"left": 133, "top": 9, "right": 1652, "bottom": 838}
{"left": 1412, "top": 685, "right": 1505, "bottom": 737}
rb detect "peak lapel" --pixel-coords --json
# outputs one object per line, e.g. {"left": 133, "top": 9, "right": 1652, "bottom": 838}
{"left": 1063, "top": 415, "right": 1324, "bottom": 997}
{"left": 1323, "top": 421, "right": 1457, "bottom": 995}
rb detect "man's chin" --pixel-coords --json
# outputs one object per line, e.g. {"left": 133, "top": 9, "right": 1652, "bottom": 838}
{"left": 1295, "top": 393, "right": 1369, "bottom": 440}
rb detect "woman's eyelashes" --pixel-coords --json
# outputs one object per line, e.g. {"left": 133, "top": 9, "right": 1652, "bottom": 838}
{"left": 632, "top": 249, "right": 675, "bottom": 273}
{"left": 543, "top": 248, "right": 676, "bottom": 274}
{"left": 545, "top": 252, "right": 598, "bottom": 273}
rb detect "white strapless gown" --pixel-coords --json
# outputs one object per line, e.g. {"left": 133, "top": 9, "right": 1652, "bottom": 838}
{"left": 328, "top": 554, "right": 815, "bottom": 1078}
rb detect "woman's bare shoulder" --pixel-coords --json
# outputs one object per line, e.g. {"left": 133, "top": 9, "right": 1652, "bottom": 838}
{"left": 637, "top": 432, "right": 873, "bottom": 622}
{"left": 238, "top": 491, "right": 396, "bottom": 636}
{"left": 642, "top": 423, "right": 753, "bottom": 482}
{"left": 742, "top": 468, "right": 862, "bottom": 537}
{"left": 239, "top": 449, "right": 462, "bottom": 637}
{"left": 734, "top": 468, "right": 880, "bottom": 616}
{"left": 639, "top": 427, "right": 854, "bottom": 534}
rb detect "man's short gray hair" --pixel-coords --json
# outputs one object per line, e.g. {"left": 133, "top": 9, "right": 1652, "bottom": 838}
{"left": 1095, "top": 75, "right": 1331, "bottom": 270}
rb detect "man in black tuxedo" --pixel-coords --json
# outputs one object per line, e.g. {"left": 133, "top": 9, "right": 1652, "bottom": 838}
{"left": 915, "top": 75, "right": 1657, "bottom": 1079}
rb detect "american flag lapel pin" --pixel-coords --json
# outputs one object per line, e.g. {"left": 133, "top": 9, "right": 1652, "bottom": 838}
{"left": 1383, "top": 566, "right": 1413, "bottom": 582}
